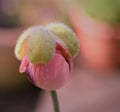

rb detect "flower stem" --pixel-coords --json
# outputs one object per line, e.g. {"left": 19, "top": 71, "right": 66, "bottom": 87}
{"left": 50, "top": 91, "right": 60, "bottom": 112}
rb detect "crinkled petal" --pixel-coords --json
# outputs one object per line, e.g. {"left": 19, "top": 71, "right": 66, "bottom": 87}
{"left": 26, "top": 53, "right": 71, "bottom": 90}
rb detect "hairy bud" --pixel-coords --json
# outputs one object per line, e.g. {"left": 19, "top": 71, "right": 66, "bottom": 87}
{"left": 27, "top": 27, "right": 55, "bottom": 64}
{"left": 47, "top": 23, "right": 79, "bottom": 57}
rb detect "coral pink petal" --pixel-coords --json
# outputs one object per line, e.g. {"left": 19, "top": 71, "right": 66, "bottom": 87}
{"left": 27, "top": 53, "right": 70, "bottom": 90}
{"left": 56, "top": 40, "right": 72, "bottom": 71}
{"left": 19, "top": 56, "right": 29, "bottom": 73}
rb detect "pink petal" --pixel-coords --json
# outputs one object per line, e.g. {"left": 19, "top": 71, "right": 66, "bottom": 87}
{"left": 19, "top": 56, "right": 29, "bottom": 73}
{"left": 55, "top": 39, "right": 72, "bottom": 71}
{"left": 27, "top": 53, "right": 70, "bottom": 90}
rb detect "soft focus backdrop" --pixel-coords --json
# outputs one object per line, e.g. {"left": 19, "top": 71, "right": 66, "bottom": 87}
{"left": 0, "top": 0, "right": 120, "bottom": 112}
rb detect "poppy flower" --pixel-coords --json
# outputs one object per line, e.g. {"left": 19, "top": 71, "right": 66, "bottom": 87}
{"left": 15, "top": 23, "right": 79, "bottom": 90}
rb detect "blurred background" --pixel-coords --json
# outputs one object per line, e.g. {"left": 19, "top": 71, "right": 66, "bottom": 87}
{"left": 0, "top": 0, "right": 120, "bottom": 112}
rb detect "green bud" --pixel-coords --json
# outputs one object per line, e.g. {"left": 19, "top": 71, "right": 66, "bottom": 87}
{"left": 14, "top": 28, "right": 34, "bottom": 60}
{"left": 27, "top": 27, "right": 55, "bottom": 64}
{"left": 46, "top": 23, "right": 79, "bottom": 57}
{"left": 84, "top": 0, "right": 120, "bottom": 25}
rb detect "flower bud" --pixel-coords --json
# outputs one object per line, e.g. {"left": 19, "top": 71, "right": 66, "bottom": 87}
{"left": 15, "top": 23, "right": 79, "bottom": 90}
{"left": 27, "top": 27, "right": 55, "bottom": 64}
{"left": 46, "top": 23, "right": 79, "bottom": 57}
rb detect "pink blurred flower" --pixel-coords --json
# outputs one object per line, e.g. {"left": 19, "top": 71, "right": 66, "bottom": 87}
{"left": 19, "top": 42, "right": 72, "bottom": 90}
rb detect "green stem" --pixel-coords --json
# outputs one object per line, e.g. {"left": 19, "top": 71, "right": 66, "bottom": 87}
{"left": 50, "top": 91, "right": 60, "bottom": 112}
